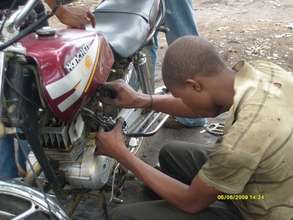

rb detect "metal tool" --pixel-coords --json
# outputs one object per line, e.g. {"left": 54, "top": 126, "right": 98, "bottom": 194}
{"left": 204, "top": 123, "right": 225, "bottom": 136}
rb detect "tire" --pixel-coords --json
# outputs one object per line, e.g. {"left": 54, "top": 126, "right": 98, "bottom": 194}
{"left": 0, "top": 180, "right": 68, "bottom": 220}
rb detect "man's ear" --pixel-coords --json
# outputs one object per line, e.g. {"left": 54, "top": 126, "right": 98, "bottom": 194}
{"left": 186, "top": 79, "right": 202, "bottom": 92}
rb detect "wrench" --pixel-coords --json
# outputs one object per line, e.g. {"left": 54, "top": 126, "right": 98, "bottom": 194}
{"left": 203, "top": 123, "right": 225, "bottom": 136}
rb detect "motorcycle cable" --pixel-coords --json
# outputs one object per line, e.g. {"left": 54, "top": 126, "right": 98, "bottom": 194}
{"left": 4, "top": 74, "right": 39, "bottom": 107}
{"left": 0, "top": 6, "right": 58, "bottom": 51}
{"left": 0, "top": 0, "right": 17, "bottom": 35}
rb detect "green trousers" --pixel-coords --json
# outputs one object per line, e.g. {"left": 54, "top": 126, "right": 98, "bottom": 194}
{"left": 110, "top": 141, "right": 243, "bottom": 220}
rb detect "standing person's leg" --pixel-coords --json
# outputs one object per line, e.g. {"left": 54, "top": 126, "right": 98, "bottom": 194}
{"left": 164, "top": 0, "right": 207, "bottom": 127}
{"left": 164, "top": 0, "right": 199, "bottom": 43}
{"left": 15, "top": 138, "right": 31, "bottom": 176}
{"left": 150, "top": 0, "right": 199, "bottom": 65}
{"left": 0, "top": 136, "right": 30, "bottom": 178}
{"left": 149, "top": 0, "right": 207, "bottom": 127}
{"left": 149, "top": 0, "right": 198, "bottom": 72}
{"left": 110, "top": 142, "right": 242, "bottom": 220}
{"left": 0, "top": 136, "right": 18, "bottom": 178}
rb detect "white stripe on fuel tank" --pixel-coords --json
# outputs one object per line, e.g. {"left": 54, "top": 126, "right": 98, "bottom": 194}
{"left": 45, "top": 37, "right": 100, "bottom": 112}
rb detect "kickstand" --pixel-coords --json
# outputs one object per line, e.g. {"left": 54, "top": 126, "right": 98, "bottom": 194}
{"left": 102, "top": 192, "right": 110, "bottom": 220}
{"left": 68, "top": 193, "right": 82, "bottom": 217}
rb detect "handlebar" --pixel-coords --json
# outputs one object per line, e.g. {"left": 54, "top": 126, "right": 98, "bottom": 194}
{"left": 11, "top": 0, "right": 40, "bottom": 29}
{"left": 0, "top": 0, "right": 58, "bottom": 51}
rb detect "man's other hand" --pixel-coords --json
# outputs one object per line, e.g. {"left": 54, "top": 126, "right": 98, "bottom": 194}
{"left": 99, "top": 80, "right": 151, "bottom": 109}
{"left": 56, "top": 5, "right": 96, "bottom": 28}
{"left": 95, "top": 119, "right": 127, "bottom": 159}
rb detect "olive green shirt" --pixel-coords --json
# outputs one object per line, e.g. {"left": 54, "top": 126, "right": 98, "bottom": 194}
{"left": 198, "top": 61, "right": 293, "bottom": 220}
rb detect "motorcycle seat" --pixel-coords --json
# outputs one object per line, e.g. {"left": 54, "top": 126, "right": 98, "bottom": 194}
{"left": 93, "top": 0, "right": 161, "bottom": 58}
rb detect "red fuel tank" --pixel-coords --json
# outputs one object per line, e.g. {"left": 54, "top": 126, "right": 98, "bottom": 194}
{"left": 20, "top": 29, "right": 114, "bottom": 121}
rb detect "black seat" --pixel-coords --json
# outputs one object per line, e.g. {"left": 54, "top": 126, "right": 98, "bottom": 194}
{"left": 93, "top": 0, "right": 161, "bottom": 58}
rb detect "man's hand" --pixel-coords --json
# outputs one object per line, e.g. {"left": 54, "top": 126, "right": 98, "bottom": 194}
{"left": 95, "top": 119, "right": 127, "bottom": 159}
{"left": 55, "top": 5, "right": 96, "bottom": 28}
{"left": 99, "top": 80, "right": 151, "bottom": 108}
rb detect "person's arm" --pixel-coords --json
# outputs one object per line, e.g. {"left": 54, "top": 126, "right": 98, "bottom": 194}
{"left": 125, "top": 91, "right": 198, "bottom": 117}
{"left": 96, "top": 121, "right": 221, "bottom": 213}
{"left": 119, "top": 148, "right": 219, "bottom": 213}
{"left": 100, "top": 80, "right": 212, "bottom": 117}
{"left": 138, "top": 93, "right": 216, "bottom": 117}
{"left": 44, "top": 0, "right": 96, "bottom": 28}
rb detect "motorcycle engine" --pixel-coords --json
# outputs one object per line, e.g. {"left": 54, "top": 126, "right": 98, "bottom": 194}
{"left": 41, "top": 114, "right": 115, "bottom": 190}
{"left": 1, "top": 57, "right": 118, "bottom": 190}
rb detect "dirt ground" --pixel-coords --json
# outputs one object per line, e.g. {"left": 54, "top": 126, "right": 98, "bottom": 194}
{"left": 47, "top": 0, "right": 293, "bottom": 219}
{"left": 196, "top": 0, "right": 293, "bottom": 71}
{"left": 153, "top": 0, "right": 293, "bottom": 76}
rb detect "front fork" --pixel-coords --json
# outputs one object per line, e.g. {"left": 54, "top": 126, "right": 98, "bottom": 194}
{"left": 133, "top": 52, "right": 154, "bottom": 95}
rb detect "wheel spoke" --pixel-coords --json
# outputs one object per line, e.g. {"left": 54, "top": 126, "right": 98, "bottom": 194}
{"left": 0, "top": 210, "right": 16, "bottom": 218}
{"left": 12, "top": 204, "right": 37, "bottom": 220}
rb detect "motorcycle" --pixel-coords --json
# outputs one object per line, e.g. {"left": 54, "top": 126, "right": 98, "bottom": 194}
{"left": 0, "top": 0, "right": 168, "bottom": 218}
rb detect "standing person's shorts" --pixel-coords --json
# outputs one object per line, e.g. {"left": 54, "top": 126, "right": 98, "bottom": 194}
{"left": 0, "top": 136, "right": 30, "bottom": 178}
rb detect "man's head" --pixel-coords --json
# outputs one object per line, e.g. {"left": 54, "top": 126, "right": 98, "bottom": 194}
{"left": 162, "top": 36, "right": 234, "bottom": 116}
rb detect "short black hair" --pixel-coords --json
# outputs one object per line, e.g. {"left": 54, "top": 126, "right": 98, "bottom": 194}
{"left": 162, "top": 36, "right": 227, "bottom": 86}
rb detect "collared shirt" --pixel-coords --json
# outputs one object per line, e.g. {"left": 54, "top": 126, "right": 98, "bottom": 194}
{"left": 198, "top": 61, "right": 293, "bottom": 220}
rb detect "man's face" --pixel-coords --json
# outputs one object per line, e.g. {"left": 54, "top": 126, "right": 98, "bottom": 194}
{"left": 167, "top": 80, "right": 217, "bottom": 117}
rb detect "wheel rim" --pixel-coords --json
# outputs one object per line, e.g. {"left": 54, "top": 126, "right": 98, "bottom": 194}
{"left": 0, "top": 180, "right": 69, "bottom": 220}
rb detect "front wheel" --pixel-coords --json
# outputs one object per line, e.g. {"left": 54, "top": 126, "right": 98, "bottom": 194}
{"left": 0, "top": 180, "right": 68, "bottom": 220}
